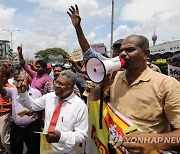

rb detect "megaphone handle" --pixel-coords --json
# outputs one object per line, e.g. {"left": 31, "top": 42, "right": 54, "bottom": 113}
{"left": 99, "top": 86, "right": 104, "bottom": 129}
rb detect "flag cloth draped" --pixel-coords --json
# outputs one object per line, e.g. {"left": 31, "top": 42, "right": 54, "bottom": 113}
{"left": 87, "top": 100, "right": 164, "bottom": 154}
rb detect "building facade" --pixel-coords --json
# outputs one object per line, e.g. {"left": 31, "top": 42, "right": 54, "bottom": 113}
{"left": 150, "top": 40, "right": 180, "bottom": 60}
{"left": 0, "top": 40, "right": 12, "bottom": 59}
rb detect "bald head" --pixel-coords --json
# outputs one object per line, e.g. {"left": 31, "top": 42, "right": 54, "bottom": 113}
{"left": 124, "top": 35, "right": 149, "bottom": 51}
{"left": 17, "top": 73, "right": 31, "bottom": 86}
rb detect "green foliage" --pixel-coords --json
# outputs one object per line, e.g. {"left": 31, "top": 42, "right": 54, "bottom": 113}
{"left": 154, "top": 58, "right": 167, "bottom": 66}
{"left": 35, "top": 48, "right": 69, "bottom": 62}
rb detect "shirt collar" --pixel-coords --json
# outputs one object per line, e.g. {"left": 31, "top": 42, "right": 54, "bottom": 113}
{"left": 134, "top": 67, "right": 151, "bottom": 83}
{"left": 36, "top": 73, "right": 48, "bottom": 78}
{"left": 55, "top": 92, "right": 75, "bottom": 104}
{"left": 119, "top": 67, "right": 152, "bottom": 85}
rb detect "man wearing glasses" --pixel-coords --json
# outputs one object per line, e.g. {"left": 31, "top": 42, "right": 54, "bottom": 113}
{"left": 17, "top": 70, "right": 88, "bottom": 154}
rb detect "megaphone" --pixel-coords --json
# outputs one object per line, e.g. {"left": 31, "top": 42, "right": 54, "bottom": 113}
{"left": 86, "top": 57, "right": 125, "bottom": 83}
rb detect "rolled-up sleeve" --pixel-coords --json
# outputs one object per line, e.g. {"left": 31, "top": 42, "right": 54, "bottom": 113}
{"left": 83, "top": 47, "right": 109, "bottom": 60}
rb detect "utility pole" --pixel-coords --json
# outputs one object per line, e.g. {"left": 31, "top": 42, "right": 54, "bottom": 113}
{"left": 110, "top": 0, "right": 114, "bottom": 58}
{"left": 2, "top": 29, "right": 20, "bottom": 51}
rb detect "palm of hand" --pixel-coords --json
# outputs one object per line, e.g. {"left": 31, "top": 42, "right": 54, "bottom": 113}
{"left": 67, "top": 4, "right": 81, "bottom": 27}
{"left": 17, "top": 46, "right": 22, "bottom": 53}
{"left": 71, "top": 13, "right": 81, "bottom": 27}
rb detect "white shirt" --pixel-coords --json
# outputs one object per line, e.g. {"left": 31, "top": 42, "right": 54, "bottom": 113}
{"left": 17, "top": 92, "right": 88, "bottom": 154}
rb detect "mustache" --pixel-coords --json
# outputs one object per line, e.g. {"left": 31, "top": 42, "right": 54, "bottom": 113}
{"left": 123, "top": 58, "right": 130, "bottom": 63}
{"left": 123, "top": 58, "right": 131, "bottom": 68}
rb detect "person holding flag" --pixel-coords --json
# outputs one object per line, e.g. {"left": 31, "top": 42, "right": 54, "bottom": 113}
{"left": 68, "top": 4, "right": 180, "bottom": 153}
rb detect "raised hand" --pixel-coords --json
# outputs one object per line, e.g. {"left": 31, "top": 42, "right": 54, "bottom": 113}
{"left": 67, "top": 4, "right": 81, "bottom": 28}
{"left": 0, "top": 62, "right": 13, "bottom": 96}
{"left": 0, "top": 61, "right": 13, "bottom": 80}
{"left": 17, "top": 45, "right": 22, "bottom": 54}
{"left": 17, "top": 44, "right": 25, "bottom": 63}
{"left": 66, "top": 56, "right": 76, "bottom": 65}
{"left": 5, "top": 59, "right": 12, "bottom": 67}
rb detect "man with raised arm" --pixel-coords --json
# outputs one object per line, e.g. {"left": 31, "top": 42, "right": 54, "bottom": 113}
{"left": 17, "top": 70, "right": 88, "bottom": 154}
{"left": 68, "top": 4, "right": 180, "bottom": 153}
{"left": 0, "top": 64, "right": 42, "bottom": 154}
{"left": 67, "top": 4, "right": 122, "bottom": 60}
{"left": 17, "top": 46, "right": 51, "bottom": 95}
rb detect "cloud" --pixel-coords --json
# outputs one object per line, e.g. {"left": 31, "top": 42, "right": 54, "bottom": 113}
{"left": 94, "top": 25, "right": 106, "bottom": 31}
{"left": 1, "top": 0, "right": 180, "bottom": 59}
{"left": 113, "top": 0, "right": 180, "bottom": 46}
{"left": 121, "top": 0, "right": 180, "bottom": 23}
{"left": 27, "top": 0, "right": 111, "bottom": 18}
{"left": 0, "top": 4, "right": 16, "bottom": 27}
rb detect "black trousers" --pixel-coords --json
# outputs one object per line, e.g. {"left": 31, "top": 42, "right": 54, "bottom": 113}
{"left": 10, "top": 120, "right": 41, "bottom": 154}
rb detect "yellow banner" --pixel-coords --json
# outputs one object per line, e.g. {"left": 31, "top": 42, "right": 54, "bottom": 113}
{"left": 88, "top": 100, "right": 162, "bottom": 154}
{"left": 88, "top": 100, "right": 131, "bottom": 154}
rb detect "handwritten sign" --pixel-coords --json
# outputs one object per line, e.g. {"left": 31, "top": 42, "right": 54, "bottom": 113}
{"left": 70, "top": 49, "right": 83, "bottom": 62}
{"left": 90, "top": 43, "right": 106, "bottom": 54}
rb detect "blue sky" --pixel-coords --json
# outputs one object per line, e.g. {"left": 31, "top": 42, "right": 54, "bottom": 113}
{"left": 0, "top": 0, "right": 180, "bottom": 59}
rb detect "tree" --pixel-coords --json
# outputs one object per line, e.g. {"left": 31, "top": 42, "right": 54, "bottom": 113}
{"left": 35, "top": 48, "right": 69, "bottom": 62}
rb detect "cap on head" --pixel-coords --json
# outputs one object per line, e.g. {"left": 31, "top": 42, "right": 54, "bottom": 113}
{"left": 112, "top": 39, "right": 124, "bottom": 47}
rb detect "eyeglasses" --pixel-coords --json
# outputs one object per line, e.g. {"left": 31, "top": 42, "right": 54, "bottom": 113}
{"left": 54, "top": 81, "right": 70, "bottom": 87}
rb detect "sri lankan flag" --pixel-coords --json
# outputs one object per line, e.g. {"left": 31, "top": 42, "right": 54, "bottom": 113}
{"left": 87, "top": 100, "right": 167, "bottom": 154}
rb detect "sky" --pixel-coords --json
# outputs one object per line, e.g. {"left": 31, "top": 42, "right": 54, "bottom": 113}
{"left": 0, "top": 0, "right": 180, "bottom": 59}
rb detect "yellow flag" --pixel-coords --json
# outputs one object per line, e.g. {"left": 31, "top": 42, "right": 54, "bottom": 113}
{"left": 40, "top": 134, "right": 53, "bottom": 154}
{"left": 88, "top": 100, "right": 162, "bottom": 154}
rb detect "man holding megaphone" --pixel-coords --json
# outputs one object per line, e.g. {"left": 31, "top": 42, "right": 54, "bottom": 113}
{"left": 68, "top": 4, "right": 180, "bottom": 153}
{"left": 67, "top": 5, "right": 125, "bottom": 83}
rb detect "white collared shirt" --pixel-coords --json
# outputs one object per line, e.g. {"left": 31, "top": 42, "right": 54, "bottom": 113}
{"left": 17, "top": 92, "right": 88, "bottom": 154}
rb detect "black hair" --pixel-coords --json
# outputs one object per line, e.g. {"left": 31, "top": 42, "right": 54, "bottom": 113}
{"left": 36, "top": 60, "right": 47, "bottom": 68}
{"left": 14, "top": 64, "right": 22, "bottom": 71}
{"left": 129, "top": 35, "right": 149, "bottom": 50}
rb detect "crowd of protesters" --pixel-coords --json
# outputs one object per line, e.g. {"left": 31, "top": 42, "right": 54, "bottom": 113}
{"left": 0, "top": 45, "right": 88, "bottom": 153}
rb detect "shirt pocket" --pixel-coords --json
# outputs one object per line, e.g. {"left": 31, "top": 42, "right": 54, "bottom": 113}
{"left": 57, "top": 115, "right": 76, "bottom": 131}
{"left": 130, "top": 98, "right": 154, "bottom": 121}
